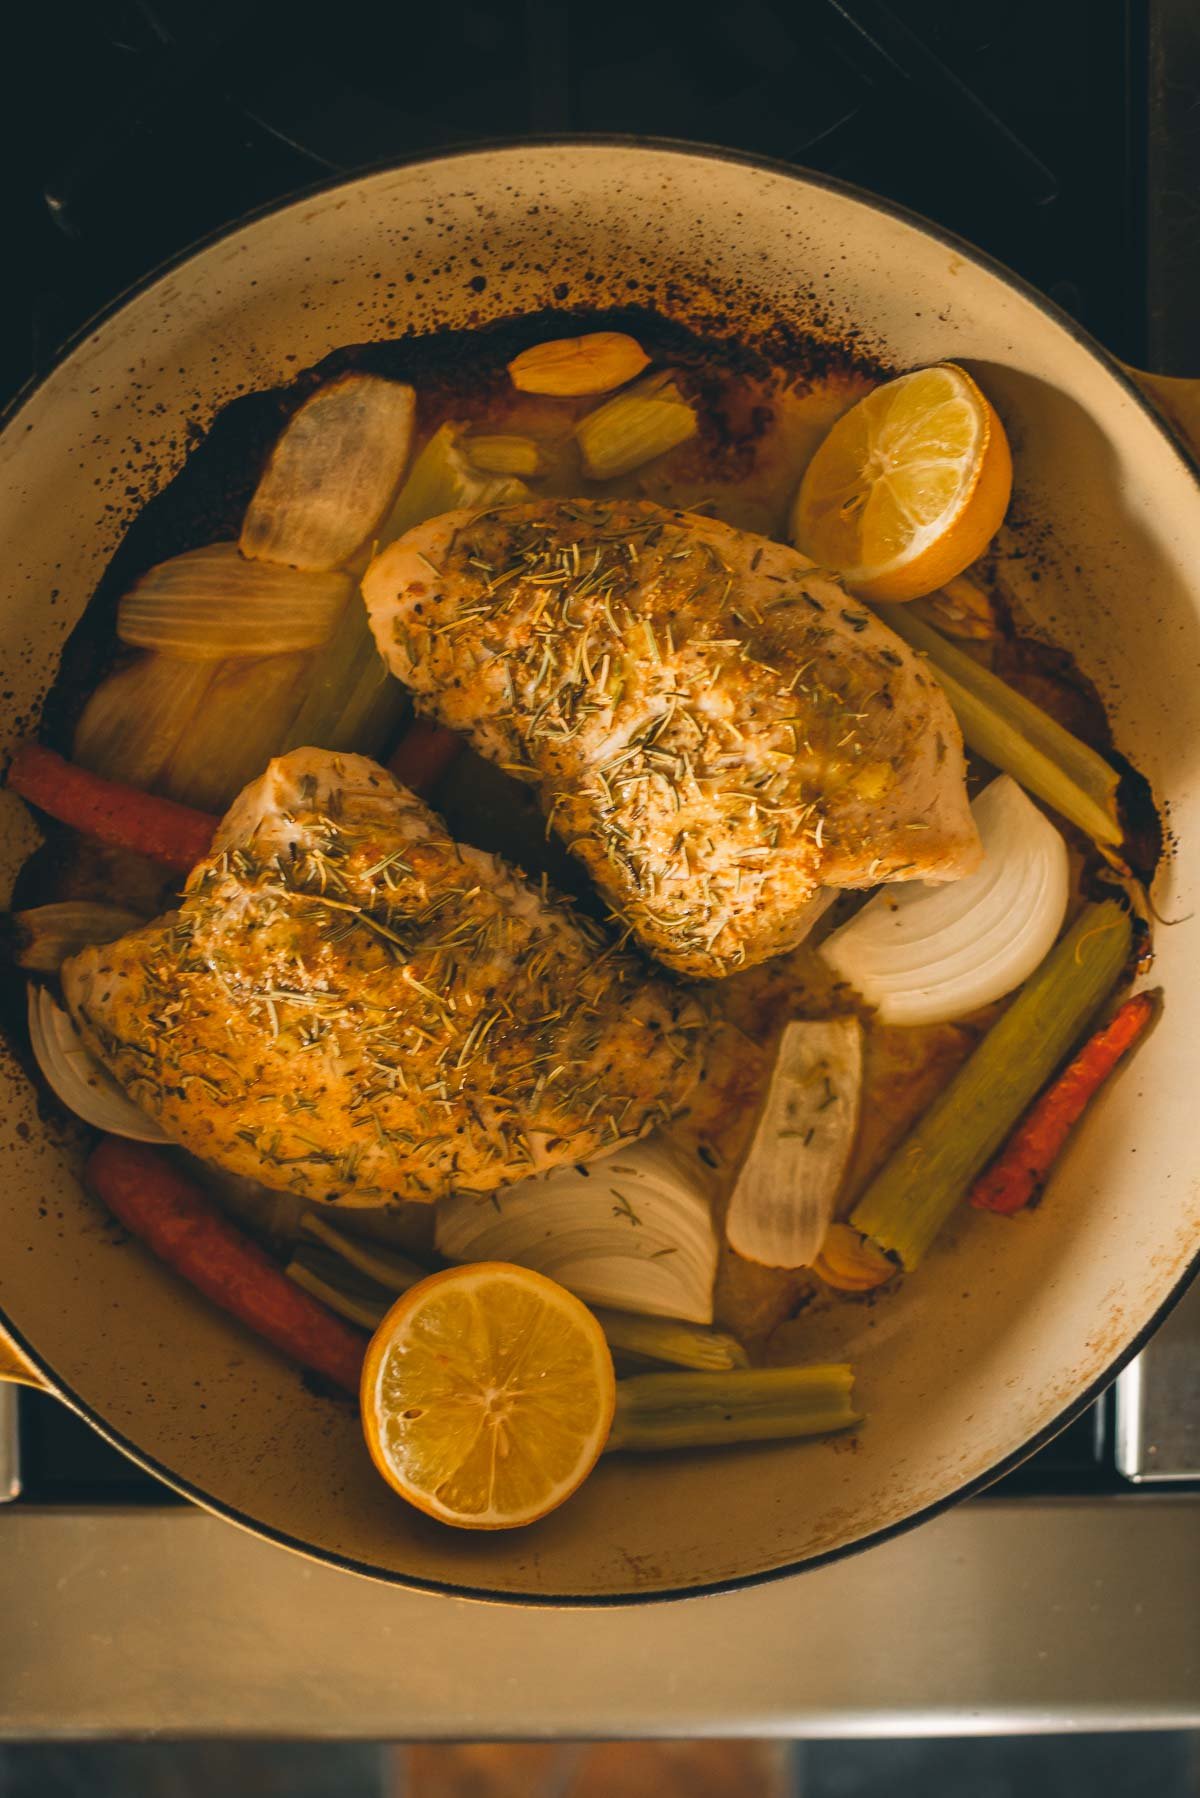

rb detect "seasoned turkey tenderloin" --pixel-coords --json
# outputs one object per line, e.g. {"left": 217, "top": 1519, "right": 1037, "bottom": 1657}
{"left": 362, "top": 498, "right": 981, "bottom": 977}
{"left": 62, "top": 749, "right": 707, "bottom": 1204}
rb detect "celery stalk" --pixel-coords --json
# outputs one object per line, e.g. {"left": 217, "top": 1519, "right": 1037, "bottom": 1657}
{"left": 466, "top": 434, "right": 544, "bottom": 477}
{"left": 592, "top": 1309, "right": 749, "bottom": 1372}
{"left": 875, "top": 604, "right": 1123, "bottom": 847}
{"left": 281, "top": 596, "right": 409, "bottom": 758}
{"left": 850, "top": 899, "right": 1132, "bottom": 1268}
{"left": 606, "top": 1364, "right": 859, "bottom": 1452}
{"left": 378, "top": 422, "right": 530, "bottom": 544}
{"left": 322, "top": 646, "right": 408, "bottom": 759}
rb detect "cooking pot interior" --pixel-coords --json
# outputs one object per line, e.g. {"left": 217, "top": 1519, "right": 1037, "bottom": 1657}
{"left": 1, "top": 143, "right": 1198, "bottom": 1599}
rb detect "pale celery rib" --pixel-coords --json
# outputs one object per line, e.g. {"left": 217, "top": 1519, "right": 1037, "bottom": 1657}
{"left": 378, "top": 421, "right": 530, "bottom": 542}
{"left": 592, "top": 1309, "right": 749, "bottom": 1373}
{"left": 281, "top": 595, "right": 409, "bottom": 759}
{"left": 875, "top": 604, "right": 1123, "bottom": 848}
{"left": 606, "top": 1365, "right": 860, "bottom": 1453}
{"left": 465, "top": 434, "right": 544, "bottom": 477}
{"left": 850, "top": 899, "right": 1132, "bottom": 1270}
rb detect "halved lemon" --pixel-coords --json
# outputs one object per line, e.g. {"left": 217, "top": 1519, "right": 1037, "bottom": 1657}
{"left": 790, "top": 363, "right": 1012, "bottom": 602}
{"left": 360, "top": 1262, "right": 616, "bottom": 1530}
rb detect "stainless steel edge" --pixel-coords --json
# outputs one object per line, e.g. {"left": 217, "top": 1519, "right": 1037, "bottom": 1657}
{"left": 1148, "top": 0, "right": 1200, "bottom": 376}
{"left": 0, "top": 1390, "right": 19, "bottom": 1503}
{"left": 1115, "top": 1280, "right": 1200, "bottom": 1480}
{"left": 2, "top": 1498, "right": 1198, "bottom": 1739}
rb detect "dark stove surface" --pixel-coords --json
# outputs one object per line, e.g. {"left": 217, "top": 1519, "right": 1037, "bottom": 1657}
{"left": 1, "top": 0, "right": 1150, "bottom": 408}
{"left": 1, "top": 0, "right": 1182, "bottom": 1504}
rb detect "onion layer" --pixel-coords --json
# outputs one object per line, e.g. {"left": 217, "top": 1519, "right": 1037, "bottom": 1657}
{"left": 820, "top": 775, "right": 1070, "bottom": 1026}
{"left": 73, "top": 653, "right": 214, "bottom": 788}
{"left": 27, "top": 985, "right": 168, "bottom": 1142}
{"left": 725, "top": 1016, "right": 863, "bottom": 1270}
{"left": 118, "top": 545, "right": 350, "bottom": 660}
{"left": 435, "top": 1135, "right": 717, "bottom": 1323}
{"left": 12, "top": 901, "right": 145, "bottom": 973}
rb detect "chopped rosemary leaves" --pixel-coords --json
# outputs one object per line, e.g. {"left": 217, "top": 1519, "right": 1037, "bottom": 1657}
{"left": 69, "top": 747, "right": 708, "bottom": 1206}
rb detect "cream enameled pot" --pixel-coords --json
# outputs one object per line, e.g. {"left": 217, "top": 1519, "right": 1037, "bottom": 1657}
{"left": 1, "top": 141, "right": 1198, "bottom": 1602}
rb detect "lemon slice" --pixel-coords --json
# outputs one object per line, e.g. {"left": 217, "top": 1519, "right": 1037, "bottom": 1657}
{"left": 360, "top": 1262, "right": 615, "bottom": 1530}
{"left": 791, "top": 363, "right": 1012, "bottom": 601}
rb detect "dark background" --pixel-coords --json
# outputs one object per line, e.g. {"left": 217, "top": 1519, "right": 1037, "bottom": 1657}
{"left": 1, "top": 0, "right": 1196, "bottom": 417}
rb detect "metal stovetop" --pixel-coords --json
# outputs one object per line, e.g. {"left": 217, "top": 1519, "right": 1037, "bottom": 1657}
{"left": 0, "top": 0, "right": 1197, "bottom": 1737}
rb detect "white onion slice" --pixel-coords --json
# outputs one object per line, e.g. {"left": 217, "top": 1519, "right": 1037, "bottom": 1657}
{"left": 27, "top": 985, "right": 168, "bottom": 1143}
{"left": 118, "top": 545, "right": 350, "bottom": 659}
{"left": 240, "top": 374, "right": 417, "bottom": 571}
{"left": 725, "top": 1016, "right": 862, "bottom": 1270}
{"left": 820, "top": 774, "right": 1070, "bottom": 1026}
{"left": 436, "top": 1135, "right": 717, "bottom": 1323}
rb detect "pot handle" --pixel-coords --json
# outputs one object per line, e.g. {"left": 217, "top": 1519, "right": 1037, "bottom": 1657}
{"left": 0, "top": 1329, "right": 51, "bottom": 1391}
{"left": 1124, "top": 368, "right": 1200, "bottom": 460}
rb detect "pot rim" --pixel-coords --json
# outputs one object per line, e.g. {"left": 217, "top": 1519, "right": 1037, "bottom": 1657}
{"left": 3, "top": 133, "right": 1197, "bottom": 486}
{"left": 3, "top": 133, "right": 1198, "bottom": 1606}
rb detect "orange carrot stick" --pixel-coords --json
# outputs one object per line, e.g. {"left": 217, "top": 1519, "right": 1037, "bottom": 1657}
{"left": 86, "top": 1138, "right": 366, "bottom": 1394}
{"left": 387, "top": 716, "right": 462, "bottom": 797}
{"left": 970, "top": 992, "right": 1156, "bottom": 1216}
{"left": 7, "top": 744, "right": 217, "bottom": 873}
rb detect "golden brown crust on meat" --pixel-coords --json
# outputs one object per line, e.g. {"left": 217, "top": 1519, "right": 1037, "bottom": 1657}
{"left": 363, "top": 499, "right": 980, "bottom": 977}
{"left": 62, "top": 750, "right": 707, "bottom": 1204}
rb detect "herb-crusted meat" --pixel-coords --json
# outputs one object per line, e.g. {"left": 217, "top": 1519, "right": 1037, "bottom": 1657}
{"left": 61, "top": 749, "right": 707, "bottom": 1204}
{"left": 362, "top": 499, "right": 982, "bottom": 977}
